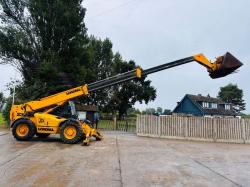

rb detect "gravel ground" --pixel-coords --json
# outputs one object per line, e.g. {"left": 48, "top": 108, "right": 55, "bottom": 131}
{"left": 0, "top": 129, "right": 249, "bottom": 187}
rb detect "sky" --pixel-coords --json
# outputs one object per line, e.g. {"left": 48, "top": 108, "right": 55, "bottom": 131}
{"left": 0, "top": 0, "right": 249, "bottom": 113}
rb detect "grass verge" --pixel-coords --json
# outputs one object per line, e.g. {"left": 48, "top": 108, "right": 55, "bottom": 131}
{"left": 0, "top": 113, "right": 7, "bottom": 128}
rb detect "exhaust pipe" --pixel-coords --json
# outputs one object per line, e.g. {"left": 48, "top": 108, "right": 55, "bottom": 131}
{"left": 209, "top": 52, "right": 243, "bottom": 79}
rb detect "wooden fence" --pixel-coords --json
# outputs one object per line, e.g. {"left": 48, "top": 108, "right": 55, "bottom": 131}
{"left": 136, "top": 115, "right": 250, "bottom": 143}
{"left": 98, "top": 117, "right": 136, "bottom": 132}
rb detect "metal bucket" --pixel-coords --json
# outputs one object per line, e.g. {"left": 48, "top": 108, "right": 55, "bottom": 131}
{"left": 209, "top": 52, "right": 243, "bottom": 79}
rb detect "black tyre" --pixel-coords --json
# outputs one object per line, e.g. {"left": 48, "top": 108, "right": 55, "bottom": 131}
{"left": 60, "top": 121, "right": 83, "bottom": 144}
{"left": 36, "top": 133, "right": 50, "bottom": 138}
{"left": 12, "top": 118, "right": 36, "bottom": 141}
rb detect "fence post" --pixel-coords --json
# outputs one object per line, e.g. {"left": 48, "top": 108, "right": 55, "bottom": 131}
{"left": 136, "top": 115, "right": 139, "bottom": 134}
{"left": 157, "top": 116, "right": 161, "bottom": 137}
{"left": 125, "top": 120, "right": 128, "bottom": 132}
{"left": 113, "top": 115, "right": 117, "bottom": 130}
{"left": 184, "top": 117, "right": 188, "bottom": 139}
{"left": 213, "top": 118, "right": 217, "bottom": 142}
{"left": 242, "top": 119, "right": 246, "bottom": 144}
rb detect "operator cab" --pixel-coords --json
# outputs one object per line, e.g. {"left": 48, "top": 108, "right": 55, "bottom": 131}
{"left": 50, "top": 101, "right": 77, "bottom": 119}
{"left": 51, "top": 101, "right": 93, "bottom": 126}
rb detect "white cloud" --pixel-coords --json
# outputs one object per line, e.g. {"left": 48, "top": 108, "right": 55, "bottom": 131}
{"left": 0, "top": 0, "right": 249, "bottom": 113}
{"left": 84, "top": 0, "right": 250, "bottom": 112}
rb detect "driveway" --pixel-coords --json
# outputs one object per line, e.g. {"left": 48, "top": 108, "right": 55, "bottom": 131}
{"left": 0, "top": 129, "right": 249, "bottom": 187}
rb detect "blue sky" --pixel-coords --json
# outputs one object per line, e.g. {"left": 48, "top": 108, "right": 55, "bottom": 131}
{"left": 0, "top": 0, "right": 249, "bottom": 113}
{"left": 83, "top": 0, "right": 250, "bottom": 113}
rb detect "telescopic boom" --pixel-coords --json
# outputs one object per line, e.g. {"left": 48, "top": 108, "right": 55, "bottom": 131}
{"left": 88, "top": 52, "right": 242, "bottom": 92}
{"left": 9, "top": 49, "right": 243, "bottom": 146}
{"left": 11, "top": 52, "right": 242, "bottom": 118}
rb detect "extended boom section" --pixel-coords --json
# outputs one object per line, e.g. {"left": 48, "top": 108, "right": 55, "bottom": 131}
{"left": 87, "top": 52, "right": 243, "bottom": 92}
{"left": 88, "top": 69, "right": 141, "bottom": 92}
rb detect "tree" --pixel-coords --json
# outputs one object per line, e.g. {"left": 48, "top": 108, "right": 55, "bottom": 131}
{"left": 0, "top": 0, "right": 156, "bottom": 117}
{"left": 156, "top": 107, "right": 163, "bottom": 115}
{"left": 0, "top": 92, "right": 4, "bottom": 112}
{"left": 2, "top": 97, "right": 12, "bottom": 125}
{"left": 0, "top": 92, "right": 4, "bottom": 102}
{"left": 218, "top": 83, "right": 246, "bottom": 112}
{"left": 103, "top": 53, "right": 156, "bottom": 117}
{"left": 142, "top": 108, "right": 156, "bottom": 115}
{"left": 0, "top": 0, "right": 90, "bottom": 99}
{"left": 127, "top": 107, "right": 141, "bottom": 117}
{"left": 163, "top": 109, "right": 171, "bottom": 115}
{"left": 82, "top": 37, "right": 118, "bottom": 109}
{"left": 82, "top": 38, "right": 156, "bottom": 117}
{"left": 241, "top": 114, "right": 250, "bottom": 119}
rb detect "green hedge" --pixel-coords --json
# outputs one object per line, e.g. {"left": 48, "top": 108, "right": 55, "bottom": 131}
{"left": 2, "top": 97, "right": 12, "bottom": 127}
{"left": 0, "top": 113, "right": 7, "bottom": 127}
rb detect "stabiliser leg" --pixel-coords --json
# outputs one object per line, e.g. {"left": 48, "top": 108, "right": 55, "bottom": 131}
{"left": 92, "top": 129, "right": 103, "bottom": 141}
{"left": 81, "top": 122, "right": 103, "bottom": 146}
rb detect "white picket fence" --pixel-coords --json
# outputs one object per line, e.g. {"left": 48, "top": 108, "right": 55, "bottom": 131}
{"left": 136, "top": 115, "right": 250, "bottom": 143}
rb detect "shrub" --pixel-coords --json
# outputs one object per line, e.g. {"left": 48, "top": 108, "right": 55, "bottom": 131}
{"left": 2, "top": 98, "right": 13, "bottom": 127}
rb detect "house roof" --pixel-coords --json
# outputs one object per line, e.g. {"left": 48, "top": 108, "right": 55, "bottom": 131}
{"left": 187, "top": 94, "right": 224, "bottom": 104}
{"left": 174, "top": 94, "right": 238, "bottom": 116}
{"left": 75, "top": 104, "right": 98, "bottom": 112}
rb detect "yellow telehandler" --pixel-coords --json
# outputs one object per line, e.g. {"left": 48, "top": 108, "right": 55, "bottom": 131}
{"left": 10, "top": 52, "right": 242, "bottom": 145}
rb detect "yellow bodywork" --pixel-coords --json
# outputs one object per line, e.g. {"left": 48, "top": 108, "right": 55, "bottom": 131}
{"left": 34, "top": 113, "right": 65, "bottom": 133}
{"left": 22, "top": 84, "right": 89, "bottom": 112}
{"left": 193, "top": 54, "right": 222, "bottom": 73}
{"left": 10, "top": 110, "right": 102, "bottom": 145}
{"left": 10, "top": 83, "right": 102, "bottom": 145}
{"left": 9, "top": 70, "right": 139, "bottom": 145}
{"left": 10, "top": 84, "right": 89, "bottom": 124}
{"left": 136, "top": 67, "right": 142, "bottom": 78}
{"left": 81, "top": 122, "right": 102, "bottom": 145}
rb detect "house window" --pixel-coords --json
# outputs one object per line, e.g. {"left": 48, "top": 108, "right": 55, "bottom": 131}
{"left": 211, "top": 103, "right": 217, "bottom": 109}
{"left": 202, "top": 102, "right": 209, "bottom": 108}
{"left": 225, "top": 104, "right": 231, "bottom": 110}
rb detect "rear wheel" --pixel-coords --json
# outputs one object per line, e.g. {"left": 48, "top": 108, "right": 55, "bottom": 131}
{"left": 12, "top": 119, "right": 36, "bottom": 141}
{"left": 60, "top": 121, "right": 83, "bottom": 144}
{"left": 36, "top": 133, "right": 50, "bottom": 138}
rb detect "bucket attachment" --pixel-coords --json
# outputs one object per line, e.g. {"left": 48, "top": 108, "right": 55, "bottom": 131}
{"left": 209, "top": 52, "right": 243, "bottom": 79}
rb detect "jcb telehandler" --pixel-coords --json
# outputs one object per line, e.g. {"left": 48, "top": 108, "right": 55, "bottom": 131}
{"left": 10, "top": 52, "right": 242, "bottom": 145}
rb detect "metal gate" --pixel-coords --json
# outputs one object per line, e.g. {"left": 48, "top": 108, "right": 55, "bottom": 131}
{"left": 98, "top": 117, "right": 136, "bottom": 132}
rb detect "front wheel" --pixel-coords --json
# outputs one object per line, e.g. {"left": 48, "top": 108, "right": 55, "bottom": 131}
{"left": 60, "top": 121, "right": 83, "bottom": 144}
{"left": 12, "top": 119, "right": 36, "bottom": 141}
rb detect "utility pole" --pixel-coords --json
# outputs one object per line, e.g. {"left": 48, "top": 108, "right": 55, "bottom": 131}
{"left": 12, "top": 83, "right": 15, "bottom": 105}
{"left": 12, "top": 72, "right": 17, "bottom": 105}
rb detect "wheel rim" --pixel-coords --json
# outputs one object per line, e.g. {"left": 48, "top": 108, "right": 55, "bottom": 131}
{"left": 16, "top": 124, "right": 29, "bottom": 137}
{"left": 64, "top": 126, "right": 77, "bottom": 140}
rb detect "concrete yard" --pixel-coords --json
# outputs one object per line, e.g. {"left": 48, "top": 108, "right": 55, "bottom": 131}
{"left": 0, "top": 129, "right": 250, "bottom": 187}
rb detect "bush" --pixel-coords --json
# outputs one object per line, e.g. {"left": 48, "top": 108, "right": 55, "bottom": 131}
{"left": 242, "top": 114, "right": 250, "bottom": 119}
{"left": 2, "top": 98, "right": 13, "bottom": 127}
{"left": 0, "top": 113, "right": 6, "bottom": 126}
